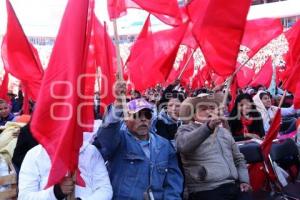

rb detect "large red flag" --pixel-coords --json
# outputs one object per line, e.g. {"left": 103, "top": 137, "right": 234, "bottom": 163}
{"left": 107, "top": 0, "right": 182, "bottom": 26}
{"left": 242, "top": 18, "right": 283, "bottom": 58}
{"left": 93, "top": 19, "right": 117, "bottom": 114}
{"left": 1, "top": 0, "right": 43, "bottom": 103}
{"left": 31, "top": 0, "right": 95, "bottom": 187}
{"left": 192, "top": 0, "right": 251, "bottom": 77}
{"left": 126, "top": 17, "right": 187, "bottom": 91}
{"left": 0, "top": 72, "right": 9, "bottom": 102}
{"left": 281, "top": 20, "right": 300, "bottom": 93}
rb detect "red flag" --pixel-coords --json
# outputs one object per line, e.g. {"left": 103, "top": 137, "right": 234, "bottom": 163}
{"left": 166, "top": 47, "right": 194, "bottom": 85}
{"left": 31, "top": 0, "right": 95, "bottom": 188}
{"left": 186, "top": 0, "right": 209, "bottom": 24}
{"left": 107, "top": 0, "right": 182, "bottom": 26}
{"left": 294, "top": 83, "right": 300, "bottom": 109}
{"left": 1, "top": 0, "right": 43, "bottom": 102}
{"left": 261, "top": 108, "right": 281, "bottom": 180}
{"left": 0, "top": 72, "right": 9, "bottom": 102}
{"left": 93, "top": 19, "right": 117, "bottom": 114}
{"left": 126, "top": 17, "right": 187, "bottom": 91}
{"left": 282, "top": 20, "right": 300, "bottom": 93}
{"left": 250, "top": 58, "right": 273, "bottom": 88}
{"left": 236, "top": 67, "right": 255, "bottom": 88}
{"left": 192, "top": 0, "right": 251, "bottom": 77}
{"left": 180, "top": 51, "right": 195, "bottom": 87}
{"left": 191, "top": 64, "right": 212, "bottom": 89}
{"left": 242, "top": 18, "right": 283, "bottom": 58}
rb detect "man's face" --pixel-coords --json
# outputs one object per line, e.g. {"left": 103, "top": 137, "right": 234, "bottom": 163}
{"left": 125, "top": 109, "right": 152, "bottom": 140}
{"left": 0, "top": 103, "right": 10, "bottom": 118}
{"left": 194, "top": 103, "right": 218, "bottom": 123}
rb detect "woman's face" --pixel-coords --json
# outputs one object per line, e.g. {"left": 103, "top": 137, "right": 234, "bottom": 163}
{"left": 239, "top": 99, "right": 252, "bottom": 117}
{"left": 167, "top": 98, "right": 181, "bottom": 120}
{"left": 261, "top": 94, "right": 272, "bottom": 109}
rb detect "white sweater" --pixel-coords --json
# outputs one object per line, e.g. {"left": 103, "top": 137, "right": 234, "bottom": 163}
{"left": 18, "top": 143, "right": 112, "bottom": 200}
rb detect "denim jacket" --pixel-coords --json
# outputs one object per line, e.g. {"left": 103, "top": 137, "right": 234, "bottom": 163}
{"left": 93, "top": 105, "right": 183, "bottom": 200}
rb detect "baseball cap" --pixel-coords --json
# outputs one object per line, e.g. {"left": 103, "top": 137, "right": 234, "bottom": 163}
{"left": 127, "top": 98, "right": 153, "bottom": 114}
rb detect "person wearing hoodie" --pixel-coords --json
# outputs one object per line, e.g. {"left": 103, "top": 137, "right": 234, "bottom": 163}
{"left": 253, "top": 90, "right": 297, "bottom": 134}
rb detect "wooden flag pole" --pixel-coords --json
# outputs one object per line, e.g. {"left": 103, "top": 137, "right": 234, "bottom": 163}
{"left": 213, "top": 56, "right": 253, "bottom": 92}
{"left": 112, "top": 19, "right": 128, "bottom": 119}
{"left": 178, "top": 49, "right": 195, "bottom": 80}
{"left": 278, "top": 90, "right": 287, "bottom": 108}
{"left": 113, "top": 19, "right": 123, "bottom": 80}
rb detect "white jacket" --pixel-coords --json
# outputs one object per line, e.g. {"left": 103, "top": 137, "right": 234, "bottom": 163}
{"left": 18, "top": 142, "right": 112, "bottom": 200}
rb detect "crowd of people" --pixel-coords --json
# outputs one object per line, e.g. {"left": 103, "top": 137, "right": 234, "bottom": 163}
{"left": 0, "top": 79, "right": 299, "bottom": 200}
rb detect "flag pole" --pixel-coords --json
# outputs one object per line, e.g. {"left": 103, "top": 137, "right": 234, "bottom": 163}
{"left": 112, "top": 19, "right": 123, "bottom": 80}
{"left": 213, "top": 56, "right": 253, "bottom": 91}
{"left": 112, "top": 19, "right": 128, "bottom": 118}
{"left": 178, "top": 49, "right": 195, "bottom": 80}
{"left": 278, "top": 90, "right": 287, "bottom": 108}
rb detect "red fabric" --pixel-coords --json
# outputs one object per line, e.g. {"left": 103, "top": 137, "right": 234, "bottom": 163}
{"left": 236, "top": 67, "right": 255, "bottom": 88}
{"left": 107, "top": 0, "right": 182, "bottom": 26}
{"left": 250, "top": 58, "right": 273, "bottom": 88}
{"left": 242, "top": 18, "right": 283, "bottom": 58}
{"left": 241, "top": 116, "right": 253, "bottom": 134}
{"left": 192, "top": 0, "right": 251, "bottom": 77}
{"left": 126, "top": 16, "right": 187, "bottom": 91}
{"left": 294, "top": 82, "right": 300, "bottom": 109}
{"left": 93, "top": 20, "right": 117, "bottom": 115}
{"left": 180, "top": 52, "right": 195, "bottom": 87}
{"left": 282, "top": 20, "right": 300, "bottom": 93}
{"left": 0, "top": 72, "right": 9, "bottom": 102}
{"left": 261, "top": 108, "right": 281, "bottom": 181}
{"left": 229, "top": 77, "right": 238, "bottom": 112}
{"left": 187, "top": 0, "right": 209, "bottom": 24}
{"left": 166, "top": 47, "right": 194, "bottom": 86}
{"left": 1, "top": 0, "right": 44, "bottom": 102}
{"left": 190, "top": 65, "right": 211, "bottom": 89}
{"left": 31, "top": 0, "right": 95, "bottom": 188}
{"left": 248, "top": 163, "right": 268, "bottom": 191}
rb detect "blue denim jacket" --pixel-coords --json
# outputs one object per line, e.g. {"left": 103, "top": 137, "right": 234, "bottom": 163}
{"left": 93, "top": 106, "right": 183, "bottom": 200}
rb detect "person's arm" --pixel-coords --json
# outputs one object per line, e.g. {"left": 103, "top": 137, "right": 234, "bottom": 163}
{"left": 281, "top": 106, "right": 296, "bottom": 117}
{"left": 176, "top": 123, "right": 212, "bottom": 153}
{"left": 79, "top": 146, "right": 113, "bottom": 200}
{"left": 163, "top": 144, "right": 183, "bottom": 200}
{"left": 18, "top": 148, "right": 58, "bottom": 200}
{"left": 231, "top": 136, "right": 250, "bottom": 184}
{"left": 93, "top": 105, "right": 124, "bottom": 161}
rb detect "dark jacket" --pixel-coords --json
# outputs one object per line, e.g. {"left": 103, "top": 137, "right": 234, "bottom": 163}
{"left": 12, "top": 124, "right": 38, "bottom": 173}
{"left": 154, "top": 110, "right": 182, "bottom": 141}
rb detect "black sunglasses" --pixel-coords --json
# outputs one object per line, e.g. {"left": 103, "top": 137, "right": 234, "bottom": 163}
{"left": 133, "top": 110, "right": 152, "bottom": 120}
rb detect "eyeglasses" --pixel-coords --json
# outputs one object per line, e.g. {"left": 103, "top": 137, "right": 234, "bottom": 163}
{"left": 133, "top": 110, "right": 152, "bottom": 120}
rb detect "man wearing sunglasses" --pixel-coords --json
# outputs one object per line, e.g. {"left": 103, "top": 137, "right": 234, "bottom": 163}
{"left": 93, "top": 82, "right": 183, "bottom": 200}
